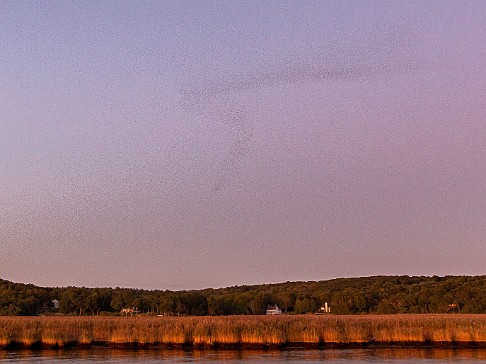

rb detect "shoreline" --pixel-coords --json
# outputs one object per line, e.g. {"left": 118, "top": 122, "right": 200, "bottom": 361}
{"left": 4, "top": 341, "right": 486, "bottom": 351}
{"left": 1, "top": 314, "right": 485, "bottom": 350}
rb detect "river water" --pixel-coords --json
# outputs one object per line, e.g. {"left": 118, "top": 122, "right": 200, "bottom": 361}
{"left": 1, "top": 348, "right": 486, "bottom": 363}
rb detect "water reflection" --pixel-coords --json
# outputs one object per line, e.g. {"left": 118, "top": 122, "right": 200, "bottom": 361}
{"left": 1, "top": 348, "right": 486, "bottom": 362}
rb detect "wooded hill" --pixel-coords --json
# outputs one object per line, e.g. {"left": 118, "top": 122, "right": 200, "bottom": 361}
{"left": 1, "top": 275, "right": 485, "bottom": 316}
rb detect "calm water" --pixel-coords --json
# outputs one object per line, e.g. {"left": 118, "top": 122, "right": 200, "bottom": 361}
{"left": 1, "top": 348, "right": 486, "bottom": 363}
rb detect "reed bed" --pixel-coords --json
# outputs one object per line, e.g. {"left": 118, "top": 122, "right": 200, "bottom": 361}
{"left": 0, "top": 315, "right": 485, "bottom": 349}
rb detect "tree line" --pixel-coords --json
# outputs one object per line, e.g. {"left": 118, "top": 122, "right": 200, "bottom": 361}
{"left": 1, "top": 275, "right": 485, "bottom": 316}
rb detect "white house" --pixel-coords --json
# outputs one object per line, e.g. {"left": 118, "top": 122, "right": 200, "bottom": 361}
{"left": 121, "top": 307, "right": 140, "bottom": 316}
{"left": 318, "top": 302, "right": 331, "bottom": 313}
{"left": 266, "top": 304, "right": 282, "bottom": 315}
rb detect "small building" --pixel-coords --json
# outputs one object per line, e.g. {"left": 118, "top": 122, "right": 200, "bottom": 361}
{"left": 318, "top": 302, "right": 331, "bottom": 313}
{"left": 447, "top": 303, "right": 460, "bottom": 313}
{"left": 121, "top": 307, "right": 140, "bottom": 316}
{"left": 41, "top": 299, "right": 60, "bottom": 313}
{"left": 266, "top": 304, "right": 282, "bottom": 315}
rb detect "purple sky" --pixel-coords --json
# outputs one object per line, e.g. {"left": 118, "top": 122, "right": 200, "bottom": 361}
{"left": 1, "top": 1, "right": 485, "bottom": 290}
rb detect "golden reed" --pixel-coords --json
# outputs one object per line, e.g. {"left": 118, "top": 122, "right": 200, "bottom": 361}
{"left": 0, "top": 315, "right": 485, "bottom": 349}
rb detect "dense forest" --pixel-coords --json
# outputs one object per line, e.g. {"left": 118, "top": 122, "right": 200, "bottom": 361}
{"left": 1, "top": 275, "right": 485, "bottom": 316}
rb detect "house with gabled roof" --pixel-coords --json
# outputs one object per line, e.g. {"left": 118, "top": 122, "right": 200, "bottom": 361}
{"left": 266, "top": 304, "right": 282, "bottom": 315}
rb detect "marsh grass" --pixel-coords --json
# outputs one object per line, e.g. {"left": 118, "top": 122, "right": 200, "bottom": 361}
{"left": 0, "top": 315, "right": 485, "bottom": 349}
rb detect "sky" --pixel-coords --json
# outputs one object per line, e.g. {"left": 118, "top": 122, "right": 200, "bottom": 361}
{"left": 1, "top": 1, "right": 485, "bottom": 290}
